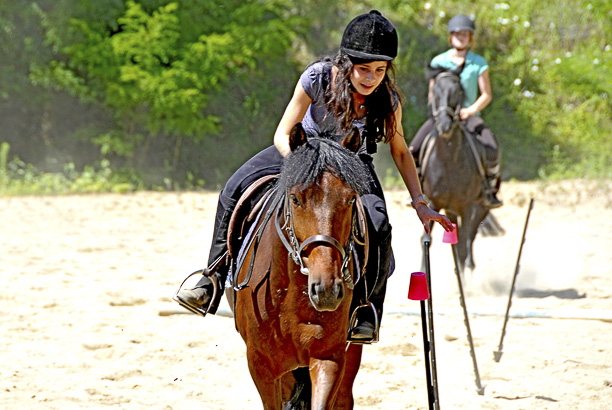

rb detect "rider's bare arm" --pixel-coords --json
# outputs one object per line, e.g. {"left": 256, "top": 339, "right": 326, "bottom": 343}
{"left": 389, "top": 106, "right": 423, "bottom": 199}
{"left": 427, "top": 78, "right": 435, "bottom": 104}
{"left": 461, "top": 69, "right": 492, "bottom": 119}
{"left": 274, "top": 82, "right": 312, "bottom": 157}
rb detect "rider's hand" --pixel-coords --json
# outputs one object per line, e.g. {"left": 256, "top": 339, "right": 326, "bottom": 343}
{"left": 459, "top": 107, "right": 473, "bottom": 120}
{"left": 414, "top": 203, "right": 454, "bottom": 234}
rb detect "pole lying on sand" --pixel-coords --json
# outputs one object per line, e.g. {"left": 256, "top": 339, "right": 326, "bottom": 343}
{"left": 408, "top": 240, "right": 439, "bottom": 410}
{"left": 494, "top": 198, "right": 535, "bottom": 362}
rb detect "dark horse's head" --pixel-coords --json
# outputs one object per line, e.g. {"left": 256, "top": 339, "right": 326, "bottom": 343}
{"left": 431, "top": 69, "right": 464, "bottom": 138}
{"left": 276, "top": 123, "right": 369, "bottom": 312}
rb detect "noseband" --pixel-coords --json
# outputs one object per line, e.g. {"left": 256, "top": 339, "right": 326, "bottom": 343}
{"left": 275, "top": 191, "right": 364, "bottom": 289}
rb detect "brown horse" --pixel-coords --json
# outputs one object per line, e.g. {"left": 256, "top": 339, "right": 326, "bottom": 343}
{"left": 228, "top": 124, "right": 370, "bottom": 409}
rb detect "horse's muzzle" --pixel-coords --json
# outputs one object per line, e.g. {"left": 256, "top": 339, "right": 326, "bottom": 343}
{"left": 309, "top": 277, "right": 345, "bottom": 312}
{"left": 436, "top": 116, "right": 454, "bottom": 136}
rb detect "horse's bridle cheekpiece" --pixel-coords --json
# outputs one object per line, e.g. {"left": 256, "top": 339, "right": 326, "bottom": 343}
{"left": 275, "top": 190, "right": 364, "bottom": 289}
{"left": 431, "top": 72, "right": 462, "bottom": 126}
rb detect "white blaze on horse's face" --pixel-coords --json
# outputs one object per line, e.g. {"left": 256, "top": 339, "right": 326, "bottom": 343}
{"left": 350, "top": 61, "right": 388, "bottom": 96}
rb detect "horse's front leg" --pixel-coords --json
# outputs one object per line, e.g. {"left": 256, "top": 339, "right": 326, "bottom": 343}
{"left": 309, "top": 356, "right": 345, "bottom": 409}
{"left": 334, "top": 343, "right": 363, "bottom": 409}
{"left": 246, "top": 349, "right": 281, "bottom": 410}
{"left": 465, "top": 205, "right": 489, "bottom": 271}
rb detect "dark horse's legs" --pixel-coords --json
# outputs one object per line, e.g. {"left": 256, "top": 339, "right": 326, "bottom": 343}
{"left": 464, "top": 205, "right": 489, "bottom": 271}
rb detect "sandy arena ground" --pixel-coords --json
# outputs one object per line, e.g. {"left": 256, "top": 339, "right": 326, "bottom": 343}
{"left": 1, "top": 180, "right": 611, "bottom": 409}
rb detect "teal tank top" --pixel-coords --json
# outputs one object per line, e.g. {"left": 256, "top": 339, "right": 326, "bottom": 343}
{"left": 430, "top": 49, "right": 489, "bottom": 111}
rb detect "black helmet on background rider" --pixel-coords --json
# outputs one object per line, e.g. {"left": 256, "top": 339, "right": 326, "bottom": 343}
{"left": 447, "top": 14, "right": 475, "bottom": 34}
{"left": 341, "top": 10, "right": 398, "bottom": 61}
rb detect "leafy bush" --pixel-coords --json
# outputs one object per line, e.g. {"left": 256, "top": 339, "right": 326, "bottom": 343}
{"left": 0, "top": 142, "right": 139, "bottom": 195}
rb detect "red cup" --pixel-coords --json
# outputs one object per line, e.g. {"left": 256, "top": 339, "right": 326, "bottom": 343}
{"left": 408, "top": 272, "right": 430, "bottom": 301}
{"left": 442, "top": 223, "right": 458, "bottom": 244}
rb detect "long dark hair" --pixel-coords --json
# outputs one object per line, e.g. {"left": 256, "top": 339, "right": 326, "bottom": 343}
{"left": 322, "top": 53, "right": 404, "bottom": 144}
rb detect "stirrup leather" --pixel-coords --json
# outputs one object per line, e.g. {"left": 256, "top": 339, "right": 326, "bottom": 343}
{"left": 347, "top": 301, "right": 380, "bottom": 344}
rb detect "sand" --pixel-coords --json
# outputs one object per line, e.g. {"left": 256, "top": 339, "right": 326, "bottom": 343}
{"left": 1, "top": 180, "right": 611, "bottom": 409}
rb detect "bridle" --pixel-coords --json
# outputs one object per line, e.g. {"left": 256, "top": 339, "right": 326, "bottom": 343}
{"left": 274, "top": 190, "right": 365, "bottom": 289}
{"left": 431, "top": 72, "right": 462, "bottom": 133}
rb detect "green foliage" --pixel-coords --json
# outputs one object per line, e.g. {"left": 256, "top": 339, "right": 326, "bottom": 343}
{"left": 0, "top": 0, "right": 610, "bottom": 195}
{"left": 31, "top": 0, "right": 298, "bottom": 164}
{"left": 378, "top": 0, "right": 611, "bottom": 180}
{"left": 0, "top": 143, "right": 138, "bottom": 195}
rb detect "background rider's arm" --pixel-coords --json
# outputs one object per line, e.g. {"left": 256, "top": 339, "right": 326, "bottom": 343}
{"left": 461, "top": 68, "right": 492, "bottom": 119}
{"left": 274, "top": 82, "right": 312, "bottom": 157}
{"left": 427, "top": 78, "right": 435, "bottom": 103}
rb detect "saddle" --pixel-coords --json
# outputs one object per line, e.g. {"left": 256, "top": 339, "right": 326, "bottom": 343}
{"left": 418, "top": 125, "right": 487, "bottom": 181}
{"left": 227, "top": 174, "right": 279, "bottom": 262}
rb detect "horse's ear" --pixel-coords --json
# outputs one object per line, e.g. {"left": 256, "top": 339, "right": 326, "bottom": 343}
{"left": 341, "top": 127, "right": 361, "bottom": 153}
{"left": 289, "top": 123, "right": 308, "bottom": 152}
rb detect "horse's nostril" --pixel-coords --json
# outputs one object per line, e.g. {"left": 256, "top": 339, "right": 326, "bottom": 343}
{"left": 337, "top": 283, "right": 344, "bottom": 300}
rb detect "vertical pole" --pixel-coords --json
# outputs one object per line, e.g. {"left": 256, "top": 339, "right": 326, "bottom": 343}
{"left": 419, "top": 299, "right": 434, "bottom": 410}
{"left": 423, "top": 240, "right": 440, "bottom": 409}
{"left": 494, "top": 198, "right": 535, "bottom": 362}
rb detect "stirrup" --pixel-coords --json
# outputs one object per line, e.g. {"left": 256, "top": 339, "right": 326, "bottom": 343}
{"left": 347, "top": 301, "right": 380, "bottom": 344}
{"left": 173, "top": 269, "right": 220, "bottom": 317}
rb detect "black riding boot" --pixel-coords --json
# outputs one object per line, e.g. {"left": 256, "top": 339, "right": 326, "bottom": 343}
{"left": 483, "top": 162, "right": 503, "bottom": 209}
{"left": 176, "top": 194, "right": 232, "bottom": 315}
{"left": 348, "top": 234, "right": 392, "bottom": 343}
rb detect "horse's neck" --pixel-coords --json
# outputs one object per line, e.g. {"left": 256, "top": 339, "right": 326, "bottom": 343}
{"left": 435, "top": 127, "right": 466, "bottom": 164}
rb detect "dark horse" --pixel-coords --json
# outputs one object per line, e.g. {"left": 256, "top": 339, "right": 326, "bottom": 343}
{"left": 419, "top": 70, "right": 491, "bottom": 274}
{"left": 228, "top": 124, "right": 370, "bottom": 409}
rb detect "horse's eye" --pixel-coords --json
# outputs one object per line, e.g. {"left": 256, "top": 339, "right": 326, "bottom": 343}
{"left": 290, "top": 194, "right": 301, "bottom": 207}
{"left": 348, "top": 197, "right": 356, "bottom": 206}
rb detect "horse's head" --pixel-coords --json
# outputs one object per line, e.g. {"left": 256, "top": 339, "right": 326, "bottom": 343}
{"left": 431, "top": 71, "right": 464, "bottom": 137}
{"left": 279, "top": 124, "right": 368, "bottom": 312}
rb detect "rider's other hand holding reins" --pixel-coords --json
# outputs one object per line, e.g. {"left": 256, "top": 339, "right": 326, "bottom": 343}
{"left": 459, "top": 107, "right": 475, "bottom": 120}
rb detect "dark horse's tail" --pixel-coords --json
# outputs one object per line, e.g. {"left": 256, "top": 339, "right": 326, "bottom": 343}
{"left": 284, "top": 367, "right": 311, "bottom": 410}
{"left": 479, "top": 213, "right": 505, "bottom": 237}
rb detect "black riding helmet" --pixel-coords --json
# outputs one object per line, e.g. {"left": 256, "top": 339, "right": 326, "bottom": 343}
{"left": 341, "top": 10, "right": 398, "bottom": 61}
{"left": 447, "top": 14, "right": 475, "bottom": 34}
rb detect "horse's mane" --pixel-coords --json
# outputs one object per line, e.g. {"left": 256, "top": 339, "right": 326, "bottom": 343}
{"left": 426, "top": 63, "right": 464, "bottom": 81}
{"left": 276, "top": 136, "right": 370, "bottom": 197}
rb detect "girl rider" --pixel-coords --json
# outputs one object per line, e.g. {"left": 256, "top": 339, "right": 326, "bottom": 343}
{"left": 409, "top": 14, "right": 502, "bottom": 208}
{"left": 176, "top": 10, "right": 453, "bottom": 342}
